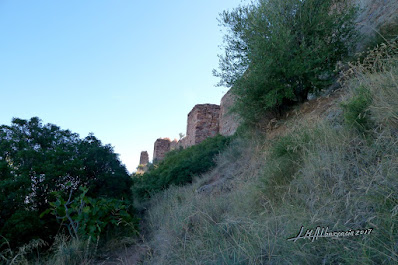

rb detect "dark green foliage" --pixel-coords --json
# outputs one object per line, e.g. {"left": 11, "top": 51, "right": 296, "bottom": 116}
{"left": 1, "top": 210, "right": 42, "bottom": 248}
{"left": 214, "top": 0, "right": 358, "bottom": 124}
{"left": 78, "top": 134, "right": 132, "bottom": 200}
{"left": 0, "top": 117, "right": 133, "bottom": 248}
{"left": 44, "top": 186, "right": 138, "bottom": 240}
{"left": 132, "top": 135, "right": 231, "bottom": 199}
{"left": 342, "top": 86, "right": 373, "bottom": 132}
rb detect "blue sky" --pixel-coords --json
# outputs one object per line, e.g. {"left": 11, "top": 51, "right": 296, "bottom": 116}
{"left": 0, "top": 0, "right": 243, "bottom": 173}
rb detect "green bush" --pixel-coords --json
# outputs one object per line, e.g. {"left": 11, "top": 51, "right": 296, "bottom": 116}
{"left": 1, "top": 210, "right": 42, "bottom": 248}
{"left": 132, "top": 135, "right": 231, "bottom": 199}
{"left": 0, "top": 117, "right": 133, "bottom": 249}
{"left": 44, "top": 186, "right": 138, "bottom": 241}
{"left": 137, "top": 43, "right": 398, "bottom": 264}
{"left": 214, "top": 0, "right": 358, "bottom": 124}
{"left": 342, "top": 86, "right": 373, "bottom": 132}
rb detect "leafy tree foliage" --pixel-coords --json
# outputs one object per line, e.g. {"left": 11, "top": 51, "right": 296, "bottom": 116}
{"left": 44, "top": 186, "right": 137, "bottom": 240}
{"left": 214, "top": 0, "right": 358, "bottom": 124}
{"left": 0, "top": 117, "right": 132, "bottom": 247}
{"left": 132, "top": 135, "right": 231, "bottom": 199}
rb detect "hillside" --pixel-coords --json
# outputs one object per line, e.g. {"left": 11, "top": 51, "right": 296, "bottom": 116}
{"left": 1, "top": 1, "right": 397, "bottom": 264}
{"left": 131, "top": 41, "right": 398, "bottom": 264}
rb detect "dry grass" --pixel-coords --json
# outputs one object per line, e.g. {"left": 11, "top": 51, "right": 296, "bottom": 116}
{"left": 8, "top": 40, "right": 396, "bottom": 265}
{"left": 0, "top": 235, "right": 102, "bottom": 265}
{"left": 138, "top": 42, "right": 398, "bottom": 264}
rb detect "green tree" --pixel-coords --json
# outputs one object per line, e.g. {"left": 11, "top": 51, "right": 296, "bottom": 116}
{"left": 45, "top": 186, "right": 137, "bottom": 240}
{"left": 0, "top": 117, "right": 132, "bottom": 247}
{"left": 214, "top": 0, "right": 357, "bottom": 124}
{"left": 78, "top": 134, "right": 132, "bottom": 200}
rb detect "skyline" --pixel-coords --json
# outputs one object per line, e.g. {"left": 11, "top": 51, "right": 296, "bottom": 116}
{"left": 0, "top": 0, "right": 243, "bottom": 173}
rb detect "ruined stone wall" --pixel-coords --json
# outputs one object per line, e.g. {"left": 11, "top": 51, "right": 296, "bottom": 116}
{"left": 139, "top": 151, "right": 149, "bottom": 165}
{"left": 176, "top": 137, "right": 187, "bottom": 149}
{"left": 185, "top": 104, "right": 220, "bottom": 147}
{"left": 219, "top": 89, "right": 241, "bottom": 136}
{"left": 138, "top": 2, "right": 397, "bottom": 171}
{"left": 170, "top": 139, "right": 178, "bottom": 151}
{"left": 153, "top": 138, "right": 171, "bottom": 162}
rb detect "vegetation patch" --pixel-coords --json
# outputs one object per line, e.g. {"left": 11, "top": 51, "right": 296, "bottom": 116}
{"left": 0, "top": 117, "right": 137, "bottom": 264}
{"left": 342, "top": 85, "right": 373, "bottom": 132}
{"left": 132, "top": 135, "right": 231, "bottom": 200}
{"left": 214, "top": 0, "right": 358, "bottom": 124}
{"left": 140, "top": 42, "right": 398, "bottom": 264}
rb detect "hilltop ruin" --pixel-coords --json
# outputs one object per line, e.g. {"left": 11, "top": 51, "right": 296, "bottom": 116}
{"left": 138, "top": 89, "right": 240, "bottom": 166}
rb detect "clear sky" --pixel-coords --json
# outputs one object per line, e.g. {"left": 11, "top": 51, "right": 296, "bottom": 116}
{"left": 0, "top": 0, "right": 243, "bottom": 173}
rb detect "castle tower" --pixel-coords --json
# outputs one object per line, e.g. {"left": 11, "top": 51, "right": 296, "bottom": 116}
{"left": 185, "top": 104, "right": 220, "bottom": 147}
{"left": 153, "top": 138, "right": 171, "bottom": 162}
{"left": 139, "top": 151, "right": 149, "bottom": 165}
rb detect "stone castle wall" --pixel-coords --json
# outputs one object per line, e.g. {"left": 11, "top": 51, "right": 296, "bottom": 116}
{"left": 219, "top": 89, "right": 240, "bottom": 137}
{"left": 139, "top": 151, "right": 149, "bottom": 165}
{"left": 139, "top": 89, "right": 240, "bottom": 167}
{"left": 185, "top": 104, "right": 221, "bottom": 147}
{"left": 136, "top": 0, "right": 397, "bottom": 169}
{"left": 153, "top": 138, "right": 171, "bottom": 162}
{"left": 170, "top": 139, "right": 179, "bottom": 151}
{"left": 176, "top": 137, "right": 186, "bottom": 149}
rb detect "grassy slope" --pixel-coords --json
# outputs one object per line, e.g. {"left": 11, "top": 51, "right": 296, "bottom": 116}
{"left": 3, "top": 42, "right": 396, "bottom": 265}
{"left": 139, "top": 44, "right": 398, "bottom": 264}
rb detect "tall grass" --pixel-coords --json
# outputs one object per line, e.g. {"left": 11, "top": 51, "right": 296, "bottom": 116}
{"left": 140, "top": 42, "right": 398, "bottom": 264}
{"left": 0, "top": 238, "right": 47, "bottom": 265}
{"left": 142, "top": 138, "right": 269, "bottom": 265}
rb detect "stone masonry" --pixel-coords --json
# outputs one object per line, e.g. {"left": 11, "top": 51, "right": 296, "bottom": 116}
{"left": 153, "top": 138, "right": 171, "bottom": 162}
{"left": 141, "top": 93, "right": 240, "bottom": 167}
{"left": 219, "top": 89, "right": 240, "bottom": 136}
{"left": 185, "top": 104, "right": 221, "bottom": 147}
{"left": 170, "top": 139, "right": 179, "bottom": 151}
{"left": 139, "top": 151, "right": 149, "bottom": 165}
{"left": 137, "top": 0, "right": 397, "bottom": 170}
{"left": 176, "top": 136, "right": 187, "bottom": 149}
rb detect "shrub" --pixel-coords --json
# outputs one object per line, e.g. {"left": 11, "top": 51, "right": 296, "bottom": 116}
{"left": 341, "top": 40, "right": 398, "bottom": 131}
{"left": 140, "top": 43, "right": 398, "bottom": 264}
{"left": 44, "top": 186, "right": 138, "bottom": 241}
{"left": 132, "top": 135, "right": 231, "bottom": 199}
{"left": 214, "top": 0, "right": 358, "bottom": 124}
{"left": 342, "top": 85, "right": 373, "bottom": 132}
{"left": 0, "top": 117, "right": 133, "bottom": 249}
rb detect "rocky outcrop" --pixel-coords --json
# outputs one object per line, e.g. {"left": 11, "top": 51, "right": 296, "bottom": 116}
{"left": 185, "top": 104, "right": 221, "bottom": 147}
